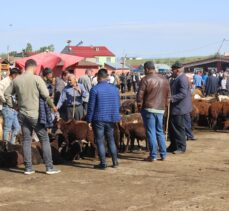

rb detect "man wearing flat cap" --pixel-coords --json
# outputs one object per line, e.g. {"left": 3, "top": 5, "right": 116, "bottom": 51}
{"left": 168, "top": 62, "right": 192, "bottom": 154}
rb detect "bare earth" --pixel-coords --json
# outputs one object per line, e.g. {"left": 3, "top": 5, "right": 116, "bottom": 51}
{"left": 0, "top": 130, "right": 229, "bottom": 211}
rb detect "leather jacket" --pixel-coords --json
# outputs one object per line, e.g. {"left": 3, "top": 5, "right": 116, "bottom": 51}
{"left": 137, "top": 73, "right": 171, "bottom": 110}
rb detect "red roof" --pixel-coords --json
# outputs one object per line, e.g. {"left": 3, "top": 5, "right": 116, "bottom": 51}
{"left": 63, "top": 46, "right": 115, "bottom": 58}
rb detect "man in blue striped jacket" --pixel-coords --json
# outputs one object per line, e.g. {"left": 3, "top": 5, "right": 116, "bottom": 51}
{"left": 87, "top": 68, "right": 121, "bottom": 170}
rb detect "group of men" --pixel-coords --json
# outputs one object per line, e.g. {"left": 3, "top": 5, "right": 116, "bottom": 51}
{"left": 0, "top": 58, "right": 194, "bottom": 173}
{"left": 193, "top": 68, "right": 229, "bottom": 97}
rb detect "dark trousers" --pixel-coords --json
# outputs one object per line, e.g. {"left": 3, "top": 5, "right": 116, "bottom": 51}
{"left": 66, "top": 104, "right": 84, "bottom": 121}
{"left": 92, "top": 122, "right": 118, "bottom": 165}
{"left": 168, "top": 115, "right": 186, "bottom": 152}
{"left": 184, "top": 113, "right": 194, "bottom": 139}
{"left": 19, "top": 114, "right": 53, "bottom": 169}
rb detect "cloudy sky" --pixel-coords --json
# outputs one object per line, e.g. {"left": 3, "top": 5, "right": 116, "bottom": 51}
{"left": 1, "top": 0, "right": 229, "bottom": 58}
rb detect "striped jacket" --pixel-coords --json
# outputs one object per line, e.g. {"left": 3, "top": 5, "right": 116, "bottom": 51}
{"left": 87, "top": 81, "right": 121, "bottom": 123}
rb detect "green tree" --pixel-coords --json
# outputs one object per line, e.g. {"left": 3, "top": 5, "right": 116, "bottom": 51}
{"left": 25, "top": 43, "right": 33, "bottom": 52}
{"left": 37, "top": 44, "right": 55, "bottom": 53}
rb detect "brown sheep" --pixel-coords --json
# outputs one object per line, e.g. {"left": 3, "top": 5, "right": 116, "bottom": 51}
{"left": 209, "top": 101, "right": 223, "bottom": 130}
{"left": 120, "top": 100, "right": 137, "bottom": 114}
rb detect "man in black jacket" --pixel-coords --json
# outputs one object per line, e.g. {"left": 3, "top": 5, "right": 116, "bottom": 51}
{"left": 168, "top": 62, "right": 192, "bottom": 154}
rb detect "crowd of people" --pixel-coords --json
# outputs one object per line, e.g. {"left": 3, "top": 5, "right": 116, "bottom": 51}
{"left": 192, "top": 68, "right": 229, "bottom": 97}
{"left": 0, "top": 57, "right": 221, "bottom": 173}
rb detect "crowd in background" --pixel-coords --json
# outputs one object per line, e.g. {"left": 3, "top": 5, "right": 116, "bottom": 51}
{"left": 1, "top": 59, "right": 229, "bottom": 172}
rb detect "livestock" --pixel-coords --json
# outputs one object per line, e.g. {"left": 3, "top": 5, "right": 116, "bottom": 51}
{"left": 209, "top": 101, "right": 223, "bottom": 130}
{"left": 119, "top": 113, "right": 148, "bottom": 152}
{"left": 120, "top": 100, "right": 137, "bottom": 114}
{"left": 192, "top": 100, "right": 211, "bottom": 126}
{"left": 56, "top": 119, "right": 96, "bottom": 160}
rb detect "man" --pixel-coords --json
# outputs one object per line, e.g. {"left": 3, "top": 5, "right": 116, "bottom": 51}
{"left": 57, "top": 74, "right": 88, "bottom": 120}
{"left": 87, "top": 68, "right": 120, "bottom": 170}
{"left": 120, "top": 72, "right": 127, "bottom": 93}
{"left": 0, "top": 68, "right": 21, "bottom": 145}
{"left": 42, "top": 68, "right": 54, "bottom": 97}
{"left": 5, "top": 59, "right": 60, "bottom": 175}
{"left": 54, "top": 71, "right": 68, "bottom": 105}
{"left": 78, "top": 69, "right": 93, "bottom": 115}
{"left": 205, "top": 69, "right": 219, "bottom": 96}
{"left": 168, "top": 61, "right": 192, "bottom": 154}
{"left": 193, "top": 71, "right": 203, "bottom": 88}
{"left": 137, "top": 61, "right": 170, "bottom": 161}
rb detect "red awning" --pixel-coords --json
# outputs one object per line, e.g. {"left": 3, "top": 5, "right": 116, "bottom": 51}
{"left": 16, "top": 52, "right": 84, "bottom": 75}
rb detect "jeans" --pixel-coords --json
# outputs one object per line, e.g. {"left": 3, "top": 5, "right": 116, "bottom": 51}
{"left": 92, "top": 121, "right": 118, "bottom": 165}
{"left": 2, "top": 106, "right": 21, "bottom": 144}
{"left": 19, "top": 113, "right": 53, "bottom": 169}
{"left": 141, "top": 109, "right": 167, "bottom": 159}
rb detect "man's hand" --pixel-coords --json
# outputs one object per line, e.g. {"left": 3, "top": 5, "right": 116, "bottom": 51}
{"left": 137, "top": 104, "right": 142, "bottom": 112}
{"left": 53, "top": 106, "right": 58, "bottom": 113}
{"left": 74, "top": 84, "right": 81, "bottom": 93}
{"left": 88, "top": 123, "right": 92, "bottom": 130}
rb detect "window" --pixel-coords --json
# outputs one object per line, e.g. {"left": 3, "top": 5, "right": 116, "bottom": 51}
{"left": 106, "top": 57, "right": 111, "bottom": 63}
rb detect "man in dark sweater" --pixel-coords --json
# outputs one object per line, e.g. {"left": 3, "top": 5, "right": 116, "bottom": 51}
{"left": 87, "top": 68, "right": 120, "bottom": 170}
{"left": 168, "top": 62, "right": 192, "bottom": 154}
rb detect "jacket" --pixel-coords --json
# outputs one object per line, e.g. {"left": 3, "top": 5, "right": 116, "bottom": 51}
{"left": 205, "top": 76, "right": 219, "bottom": 96}
{"left": 170, "top": 73, "right": 192, "bottom": 115}
{"left": 87, "top": 81, "right": 121, "bottom": 123}
{"left": 137, "top": 73, "right": 171, "bottom": 110}
{"left": 39, "top": 97, "right": 53, "bottom": 128}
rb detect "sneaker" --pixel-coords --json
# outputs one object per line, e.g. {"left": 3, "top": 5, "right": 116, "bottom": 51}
{"left": 24, "top": 168, "right": 35, "bottom": 175}
{"left": 94, "top": 164, "right": 107, "bottom": 170}
{"left": 112, "top": 162, "right": 119, "bottom": 168}
{"left": 46, "top": 167, "right": 61, "bottom": 175}
{"left": 173, "top": 150, "right": 185, "bottom": 154}
{"left": 143, "top": 156, "right": 157, "bottom": 162}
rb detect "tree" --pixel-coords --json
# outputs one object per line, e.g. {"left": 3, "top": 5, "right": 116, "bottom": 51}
{"left": 25, "top": 43, "right": 33, "bottom": 52}
{"left": 37, "top": 44, "right": 55, "bottom": 53}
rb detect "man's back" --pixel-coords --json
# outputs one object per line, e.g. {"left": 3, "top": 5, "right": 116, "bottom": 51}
{"left": 7, "top": 71, "right": 49, "bottom": 119}
{"left": 87, "top": 81, "right": 120, "bottom": 123}
{"left": 137, "top": 73, "right": 170, "bottom": 110}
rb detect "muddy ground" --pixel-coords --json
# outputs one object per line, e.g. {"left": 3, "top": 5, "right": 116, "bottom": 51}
{"left": 0, "top": 130, "right": 229, "bottom": 211}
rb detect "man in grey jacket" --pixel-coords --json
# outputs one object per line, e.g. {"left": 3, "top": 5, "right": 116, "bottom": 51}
{"left": 5, "top": 59, "right": 61, "bottom": 175}
{"left": 78, "top": 69, "right": 93, "bottom": 115}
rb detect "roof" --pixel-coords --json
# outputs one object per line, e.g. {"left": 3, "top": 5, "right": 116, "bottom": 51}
{"left": 104, "top": 62, "right": 130, "bottom": 70}
{"left": 77, "top": 60, "right": 100, "bottom": 67}
{"left": 184, "top": 55, "right": 229, "bottom": 68}
{"left": 62, "top": 46, "right": 115, "bottom": 58}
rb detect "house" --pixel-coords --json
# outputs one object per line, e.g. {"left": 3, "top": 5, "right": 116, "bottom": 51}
{"left": 183, "top": 55, "right": 229, "bottom": 72}
{"left": 61, "top": 46, "right": 116, "bottom": 66}
{"left": 104, "top": 62, "right": 130, "bottom": 74}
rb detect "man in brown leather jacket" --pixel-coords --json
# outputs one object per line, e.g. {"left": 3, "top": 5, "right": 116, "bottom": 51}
{"left": 137, "top": 61, "right": 171, "bottom": 161}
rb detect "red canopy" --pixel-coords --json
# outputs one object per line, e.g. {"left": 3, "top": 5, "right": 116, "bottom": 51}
{"left": 16, "top": 52, "right": 84, "bottom": 75}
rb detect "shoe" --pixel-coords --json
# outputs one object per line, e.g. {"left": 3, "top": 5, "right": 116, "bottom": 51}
{"left": 112, "top": 162, "right": 119, "bottom": 168}
{"left": 143, "top": 156, "right": 157, "bottom": 162}
{"left": 187, "top": 137, "right": 197, "bottom": 141}
{"left": 166, "top": 146, "right": 176, "bottom": 153}
{"left": 94, "top": 164, "right": 107, "bottom": 170}
{"left": 173, "top": 150, "right": 185, "bottom": 154}
{"left": 24, "top": 168, "right": 35, "bottom": 175}
{"left": 46, "top": 167, "right": 61, "bottom": 175}
{"left": 159, "top": 157, "right": 166, "bottom": 161}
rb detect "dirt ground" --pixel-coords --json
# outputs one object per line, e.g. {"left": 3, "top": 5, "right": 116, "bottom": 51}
{"left": 0, "top": 130, "right": 229, "bottom": 211}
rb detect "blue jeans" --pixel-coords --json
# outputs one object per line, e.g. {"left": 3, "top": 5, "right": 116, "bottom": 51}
{"left": 92, "top": 122, "right": 118, "bottom": 165}
{"left": 2, "top": 106, "right": 21, "bottom": 144}
{"left": 141, "top": 109, "right": 167, "bottom": 159}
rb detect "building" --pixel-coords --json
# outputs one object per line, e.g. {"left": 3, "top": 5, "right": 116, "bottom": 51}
{"left": 184, "top": 55, "right": 229, "bottom": 72}
{"left": 104, "top": 61, "right": 130, "bottom": 74}
{"left": 61, "top": 46, "right": 116, "bottom": 66}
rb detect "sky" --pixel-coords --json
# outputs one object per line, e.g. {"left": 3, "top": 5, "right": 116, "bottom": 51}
{"left": 1, "top": 0, "right": 229, "bottom": 58}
